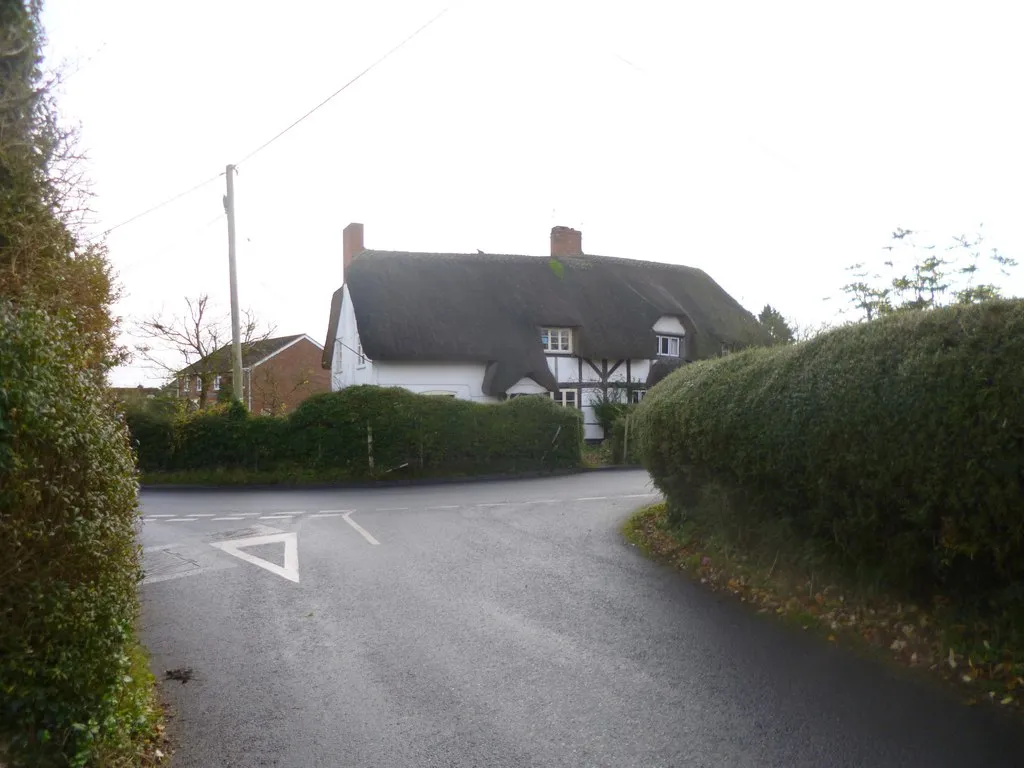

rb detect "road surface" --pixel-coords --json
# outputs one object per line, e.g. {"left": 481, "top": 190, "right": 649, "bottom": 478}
{"left": 140, "top": 471, "right": 1024, "bottom": 767}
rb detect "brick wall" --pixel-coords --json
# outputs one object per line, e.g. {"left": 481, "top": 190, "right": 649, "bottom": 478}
{"left": 249, "top": 337, "right": 330, "bottom": 415}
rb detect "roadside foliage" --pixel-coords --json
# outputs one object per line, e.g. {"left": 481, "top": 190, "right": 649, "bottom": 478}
{"left": 632, "top": 300, "right": 1024, "bottom": 611}
{"left": 1, "top": 3, "right": 156, "bottom": 764}
{"left": 126, "top": 385, "right": 583, "bottom": 480}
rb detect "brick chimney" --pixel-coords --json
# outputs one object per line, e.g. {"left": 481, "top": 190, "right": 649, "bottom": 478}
{"left": 550, "top": 225, "right": 582, "bottom": 257}
{"left": 343, "top": 222, "right": 364, "bottom": 280}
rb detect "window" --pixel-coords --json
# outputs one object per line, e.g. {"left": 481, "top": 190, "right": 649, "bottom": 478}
{"left": 657, "top": 335, "right": 681, "bottom": 357}
{"left": 540, "top": 327, "right": 572, "bottom": 354}
{"left": 194, "top": 375, "right": 203, "bottom": 392}
{"left": 214, "top": 375, "right": 222, "bottom": 391}
{"left": 551, "top": 389, "right": 578, "bottom": 408}
{"left": 356, "top": 342, "right": 366, "bottom": 367}
{"left": 631, "top": 389, "right": 647, "bottom": 404}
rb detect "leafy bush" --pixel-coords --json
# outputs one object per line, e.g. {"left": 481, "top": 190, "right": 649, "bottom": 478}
{"left": 1, "top": 305, "right": 146, "bottom": 766}
{"left": 633, "top": 300, "right": 1024, "bottom": 605}
{"left": 130, "top": 385, "right": 583, "bottom": 479}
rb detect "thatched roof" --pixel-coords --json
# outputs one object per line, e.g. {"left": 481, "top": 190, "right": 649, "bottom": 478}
{"left": 179, "top": 334, "right": 306, "bottom": 376}
{"left": 323, "top": 251, "right": 768, "bottom": 395}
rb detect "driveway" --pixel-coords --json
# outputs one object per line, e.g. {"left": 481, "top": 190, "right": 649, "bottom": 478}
{"left": 140, "top": 471, "right": 1024, "bottom": 767}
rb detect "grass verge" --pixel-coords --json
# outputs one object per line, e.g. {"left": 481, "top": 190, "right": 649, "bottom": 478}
{"left": 92, "top": 641, "right": 169, "bottom": 767}
{"left": 623, "top": 501, "right": 1024, "bottom": 716}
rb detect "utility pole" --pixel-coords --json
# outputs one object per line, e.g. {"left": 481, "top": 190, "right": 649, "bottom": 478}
{"left": 224, "top": 164, "right": 244, "bottom": 404}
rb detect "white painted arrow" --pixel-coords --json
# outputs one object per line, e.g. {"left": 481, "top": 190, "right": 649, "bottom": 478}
{"left": 210, "top": 532, "right": 300, "bottom": 583}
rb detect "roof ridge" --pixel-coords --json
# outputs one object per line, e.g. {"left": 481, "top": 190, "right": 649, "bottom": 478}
{"left": 360, "top": 249, "right": 701, "bottom": 271}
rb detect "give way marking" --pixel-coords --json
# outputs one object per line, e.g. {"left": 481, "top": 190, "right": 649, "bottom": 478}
{"left": 210, "top": 532, "right": 300, "bottom": 583}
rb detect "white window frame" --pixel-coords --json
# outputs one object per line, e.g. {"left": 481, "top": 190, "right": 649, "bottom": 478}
{"left": 356, "top": 341, "right": 367, "bottom": 369}
{"left": 657, "top": 335, "right": 681, "bottom": 357}
{"left": 194, "top": 374, "right": 203, "bottom": 392}
{"left": 540, "top": 327, "right": 572, "bottom": 354}
{"left": 631, "top": 389, "right": 647, "bottom": 404}
{"left": 214, "top": 375, "right": 222, "bottom": 391}
{"left": 551, "top": 388, "right": 578, "bottom": 408}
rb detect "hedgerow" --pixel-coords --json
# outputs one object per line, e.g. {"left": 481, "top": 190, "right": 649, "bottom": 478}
{"left": 1, "top": 306, "right": 149, "bottom": 766}
{"left": 633, "top": 300, "right": 1024, "bottom": 606}
{"left": 127, "top": 385, "right": 582, "bottom": 479}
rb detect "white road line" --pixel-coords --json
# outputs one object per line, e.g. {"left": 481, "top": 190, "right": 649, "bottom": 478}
{"left": 529, "top": 499, "right": 559, "bottom": 504}
{"left": 621, "top": 493, "right": 659, "bottom": 498}
{"left": 211, "top": 532, "right": 299, "bottom": 583}
{"left": 310, "top": 513, "right": 342, "bottom": 518}
{"left": 318, "top": 509, "right": 355, "bottom": 514}
{"left": 212, "top": 516, "right": 244, "bottom": 521}
{"left": 375, "top": 507, "right": 409, "bottom": 512}
{"left": 147, "top": 514, "right": 176, "bottom": 518}
{"left": 427, "top": 505, "right": 459, "bottom": 510}
{"left": 187, "top": 514, "right": 214, "bottom": 518}
{"left": 342, "top": 512, "right": 380, "bottom": 546}
{"left": 575, "top": 496, "right": 608, "bottom": 501}
{"left": 259, "top": 515, "right": 294, "bottom": 520}
{"left": 477, "top": 502, "right": 510, "bottom": 507}
{"left": 165, "top": 518, "right": 195, "bottom": 522}
{"left": 143, "top": 543, "right": 182, "bottom": 553}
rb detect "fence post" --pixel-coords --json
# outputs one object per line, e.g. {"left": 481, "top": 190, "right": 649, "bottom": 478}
{"left": 367, "top": 422, "right": 375, "bottom": 472}
{"left": 623, "top": 414, "right": 630, "bottom": 464}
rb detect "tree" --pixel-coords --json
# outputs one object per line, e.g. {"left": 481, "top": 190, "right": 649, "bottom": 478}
{"left": 842, "top": 226, "right": 1018, "bottom": 321}
{"left": 135, "top": 294, "right": 274, "bottom": 409}
{"left": 757, "top": 304, "right": 796, "bottom": 345}
{"left": 0, "top": 0, "right": 122, "bottom": 371}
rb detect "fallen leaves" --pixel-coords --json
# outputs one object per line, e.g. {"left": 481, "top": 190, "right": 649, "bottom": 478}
{"left": 623, "top": 502, "right": 1024, "bottom": 719}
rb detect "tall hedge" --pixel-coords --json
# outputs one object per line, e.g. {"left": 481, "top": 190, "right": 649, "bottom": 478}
{"left": 1, "top": 306, "right": 143, "bottom": 765}
{"left": 127, "top": 386, "right": 582, "bottom": 478}
{"left": 633, "top": 300, "right": 1024, "bottom": 604}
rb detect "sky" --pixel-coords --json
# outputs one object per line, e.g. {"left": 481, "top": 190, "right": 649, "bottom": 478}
{"left": 42, "top": 0, "right": 1024, "bottom": 386}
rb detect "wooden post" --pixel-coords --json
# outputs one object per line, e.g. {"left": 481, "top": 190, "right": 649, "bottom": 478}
{"left": 367, "top": 423, "right": 375, "bottom": 471}
{"left": 623, "top": 414, "right": 630, "bottom": 464}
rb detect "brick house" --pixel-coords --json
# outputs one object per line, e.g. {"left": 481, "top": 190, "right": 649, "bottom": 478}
{"left": 176, "top": 334, "right": 329, "bottom": 414}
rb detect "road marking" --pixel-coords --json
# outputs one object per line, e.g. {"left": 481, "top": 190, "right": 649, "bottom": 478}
{"left": 427, "top": 505, "right": 459, "bottom": 510}
{"left": 143, "top": 543, "right": 182, "bottom": 553}
{"left": 529, "top": 499, "right": 559, "bottom": 504}
{"left": 621, "top": 493, "right": 658, "bottom": 498}
{"left": 310, "top": 513, "right": 342, "bottom": 518}
{"left": 165, "top": 518, "right": 195, "bottom": 522}
{"left": 342, "top": 511, "right": 380, "bottom": 546}
{"left": 212, "top": 516, "right": 245, "bottom": 521}
{"left": 260, "top": 515, "right": 294, "bottom": 520}
{"left": 187, "top": 514, "right": 214, "bottom": 518}
{"left": 376, "top": 507, "right": 409, "bottom": 512}
{"left": 477, "top": 502, "right": 510, "bottom": 507}
{"left": 147, "top": 514, "right": 176, "bottom": 518}
{"left": 576, "top": 496, "right": 607, "bottom": 501}
{"left": 319, "top": 509, "right": 355, "bottom": 514}
{"left": 210, "top": 532, "right": 299, "bottom": 583}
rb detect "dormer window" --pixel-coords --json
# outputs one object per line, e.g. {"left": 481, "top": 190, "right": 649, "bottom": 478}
{"left": 540, "top": 327, "right": 572, "bottom": 354}
{"left": 657, "top": 335, "right": 681, "bottom": 357}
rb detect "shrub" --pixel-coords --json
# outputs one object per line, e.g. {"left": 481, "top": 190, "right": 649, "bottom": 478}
{"left": 1, "top": 305, "right": 144, "bottom": 766}
{"left": 633, "top": 300, "right": 1024, "bottom": 605}
{"left": 129, "top": 385, "right": 583, "bottom": 479}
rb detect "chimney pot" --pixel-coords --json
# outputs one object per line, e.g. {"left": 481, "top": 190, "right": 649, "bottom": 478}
{"left": 343, "top": 222, "right": 364, "bottom": 280}
{"left": 550, "top": 225, "right": 582, "bottom": 257}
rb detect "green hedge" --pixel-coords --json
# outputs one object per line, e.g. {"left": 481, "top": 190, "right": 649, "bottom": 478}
{"left": 127, "top": 386, "right": 583, "bottom": 479}
{"left": 1, "top": 305, "right": 144, "bottom": 765}
{"left": 633, "top": 300, "right": 1024, "bottom": 605}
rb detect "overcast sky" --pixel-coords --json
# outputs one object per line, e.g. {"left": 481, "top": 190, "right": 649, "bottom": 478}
{"left": 43, "top": 0, "right": 1024, "bottom": 386}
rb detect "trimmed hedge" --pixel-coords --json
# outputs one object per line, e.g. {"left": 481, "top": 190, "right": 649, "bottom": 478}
{"left": 1, "top": 306, "right": 144, "bottom": 765}
{"left": 633, "top": 300, "right": 1024, "bottom": 605}
{"left": 126, "top": 386, "right": 583, "bottom": 479}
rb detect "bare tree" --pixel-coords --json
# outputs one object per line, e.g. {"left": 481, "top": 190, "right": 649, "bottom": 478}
{"left": 135, "top": 294, "right": 274, "bottom": 408}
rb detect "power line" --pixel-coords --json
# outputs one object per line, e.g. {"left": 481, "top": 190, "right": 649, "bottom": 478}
{"left": 92, "top": 6, "right": 450, "bottom": 241}
{"left": 233, "top": 6, "right": 450, "bottom": 167}
{"left": 90, "top": 172, "right": 223, "bottom": 241}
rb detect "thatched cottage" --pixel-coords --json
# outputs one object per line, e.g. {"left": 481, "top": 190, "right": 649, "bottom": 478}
{"left": 323, "top": 223, "right": 766, "bottom": 440}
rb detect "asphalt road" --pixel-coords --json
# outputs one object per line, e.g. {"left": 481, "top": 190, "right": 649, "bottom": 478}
{"left": 140, "top": 471, "right": 1024, "bottom": 767}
